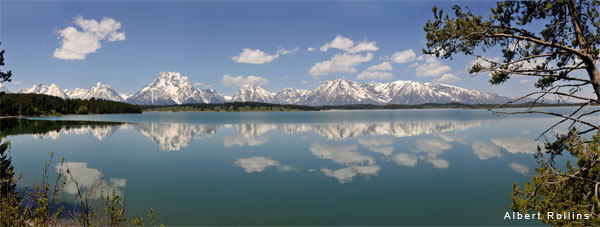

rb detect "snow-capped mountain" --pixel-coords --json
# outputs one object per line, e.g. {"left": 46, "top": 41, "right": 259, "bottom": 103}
{"left": 63, "top": 88, "right": 88, "bottom": 99}
{"left": 270, "top": 79, "right": 511, "bottom": 105}
{"left": 302, "top": 79, "right": 385, "bottom": 105}
{"left": 231, "top": 84, "right": 275, "bottom": 103}
{"left": 199, "top": 88, "right": 227, "bottom": 104}
{"left": 18, "top": 83, "right": 67, "bottom": 99}
{"left": 15, "top": 76, "right": 515, "bottom": 106}
{"left": 275, "top": 88, "right": 310, "bottom": 104}
{"left": 127, "top": 72, "right": 224, "bottom": 105}
{"left": 374, "top": 80, "right": 511, "bottom": 105}
{"left": 80, "top": 82, "right": 124, "bottom": 102}
{"left": 119, "top": 93, "right": 132, "bottom": 100}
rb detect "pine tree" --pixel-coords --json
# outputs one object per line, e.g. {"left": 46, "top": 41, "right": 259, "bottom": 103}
{"left": 0, "top": 42, "right": 11, "bottom": 83}
{"left": 0, "top": 136, "right": 15, "bottom": 199}
{"left": 0, "top": 41, "right": 16, "bottom": 198}
{"left": 425, "top": 1, "right": 600, "bottom": 225}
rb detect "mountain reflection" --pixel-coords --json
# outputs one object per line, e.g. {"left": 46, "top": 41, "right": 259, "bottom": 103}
{"left": 10, "top": 119, "right": 490, "bottom": 151}
{"left": 231, "top": 121, "right": 486, "bottom": 140}
{"left": 33, "top": 125, "right": 118, "bottom": 141}
{"left": 134, "top": 123, "right": 221, "bottom": 151}
{"left": 3, "top": 118, "right": 543, "bottom": 185}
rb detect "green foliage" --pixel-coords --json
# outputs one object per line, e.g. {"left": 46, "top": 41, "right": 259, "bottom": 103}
{"left": 1, "top": 153, "right": 65, "bottom": 227}
{"left": 0, "top": 135, "right": 16, "bottom": 199}
{"left": 76, "top": 105, "right": 89, "bottom": 115}
{"left": 0, "top": 42, "right": 12, "bottom": 83}
{"left": 426, "top": 2, "right": 600, "bottom": 224}
{"left": 0, "top": 93, "right": 142, "bottom": 116}
{"left": 424, "top": 0, "right": 600, "bottom": 96}
{"left": 0, "top": 151, "right": 164, "bottom": 226}
{"left": 130, "top": 208, "right": 164, "bottom": 227}
{"left": 31, "top": 153, "right": 65, "bottom": 227}
{"left": 105, "top": 191, "right": 126, "bottom": 226}
{"left": 511, "top": 131, "right": 600, "bottom": 225}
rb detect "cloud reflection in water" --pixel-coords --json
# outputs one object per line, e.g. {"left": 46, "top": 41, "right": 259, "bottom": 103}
{"left": 18, "top": 118, "right": 544, "bottom": 184}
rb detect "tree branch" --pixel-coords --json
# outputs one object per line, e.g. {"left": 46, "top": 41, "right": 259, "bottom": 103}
{"left": 489, "top": 33, "right": 588, "bottom": 60}
{"left": 491, "top": 109, "right": 600, "bottom": 131}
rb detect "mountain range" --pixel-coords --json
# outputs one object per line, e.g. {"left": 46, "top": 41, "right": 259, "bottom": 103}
{"left": 6, "top": 71, "right": 515, "bottom": 105}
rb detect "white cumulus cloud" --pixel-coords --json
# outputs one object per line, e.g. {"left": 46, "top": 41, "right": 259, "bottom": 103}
{"left": 220, "top": 74, "right": 269, "bottom": 88}
{"left": 319, "top": 35, "right": 355, "bottom": 52}
{"left": 390, "top": 49, "right": 416, "bottom": 63}
{"left": 319, "top": 35, "right": 378, "bottom": 53}
{"left": 356, "top": 62, "right": 393, "bottom": 80}
{"left": 54, "top": 16, "right": 126, "bottom": 60}
{"left": 348, "top": 41, "right": 378, "bottom": 53}
{"left": 415, "top": 56, "right": 451, "bottom": 77}
{"left": 356, "top": 71, "right": 393, "bottom": 80}
{"left": 434, "top": 73, "right": 460, "bottom": 84}
{"left": 366, "top": 62, "right": 392, "bottom": 71}
{"left": 232, "top": 48, "right": 277, "bottom": 64}
{"left": 309, "top": 52, "right": 374, "bottom": 76}
{"left": 232, "top": 47, "right": 296, "bottom": 64}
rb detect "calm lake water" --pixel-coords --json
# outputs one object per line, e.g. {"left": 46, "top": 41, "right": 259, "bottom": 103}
{"left": 4, "top": 108, "right": 594, "bottom": 225}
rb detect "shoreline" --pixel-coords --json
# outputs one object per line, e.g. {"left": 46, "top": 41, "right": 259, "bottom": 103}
{"left": 143, "top": 104, "right": 595, "bottom": 113}
{"left": 1, "top": 104, "right": 595, "bottom": 117}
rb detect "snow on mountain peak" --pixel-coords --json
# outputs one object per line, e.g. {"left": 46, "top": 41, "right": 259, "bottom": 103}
{"left": 119, "top": 93, "right": 132, "bottom": 100}
{"left": 18, "top": 83, "right": 67, "bottom": 99}
{"left": 80, "top": 82, "right": 124, "bottom": 102}
{"left": 275, "top": 87, "right": 310, "bottom": 104}
{"left": 231, "top": 84, "right": 275, "bottom": 103}
{"left": 18, "top": 74, "right": 516, "bottom": 106}
{"left": 64, "top": 88, "right": 89, "bottom": 99}
{"left": 126, "top": 71, "right": 226, "bottom": 105}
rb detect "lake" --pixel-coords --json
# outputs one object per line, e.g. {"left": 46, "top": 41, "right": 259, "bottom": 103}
{"left": 4, "top": 108, "right": 590, "bottom": 225}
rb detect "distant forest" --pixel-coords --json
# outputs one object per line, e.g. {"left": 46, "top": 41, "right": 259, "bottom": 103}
{"left": 0, "top": 118, "right": 122, "bottom": 136}
{"left": 0, "top": 93, "right": 142, "bottom": 116}
{"left": 143, "top": 101, "right": 591, "bottom": 112}
{"left": 1, "top": 93, "right": 592, "bottom": 117}
{"left": 142, "top": 102, "right": 321, "bottom": 112}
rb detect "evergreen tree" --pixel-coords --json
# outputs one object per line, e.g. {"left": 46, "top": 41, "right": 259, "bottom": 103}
{"left": 0, "top": 42, "right": 16, "bottom": 199}
{"left": 0, "top": 42, "right": 11, "bottom": 83}
{"left": 0, "top": 136, "right": 15, "bottom": 199}
{"left": 425, "top": 1, "right": 600, "bottom": 225}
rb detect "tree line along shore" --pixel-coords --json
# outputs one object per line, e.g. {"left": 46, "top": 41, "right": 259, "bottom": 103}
{"left": 0, "top": 92, "right": 594, "bottom": 116}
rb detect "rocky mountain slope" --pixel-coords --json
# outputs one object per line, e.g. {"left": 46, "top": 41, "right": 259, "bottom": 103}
{"left": 13, "top": 74, "right": 515, "bottom": 105}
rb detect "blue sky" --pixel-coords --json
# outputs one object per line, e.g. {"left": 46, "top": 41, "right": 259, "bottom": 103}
{"left": 0, "top": 0, "right": 553, "bottom": 96}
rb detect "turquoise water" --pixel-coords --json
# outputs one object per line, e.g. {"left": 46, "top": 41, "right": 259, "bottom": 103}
{"left": 5, "top": 108, "right": 591, "bottom": 225}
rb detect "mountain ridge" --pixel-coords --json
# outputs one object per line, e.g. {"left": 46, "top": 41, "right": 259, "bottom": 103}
{"left": 10, "top": 72, "right": 517, "bottom": 105}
